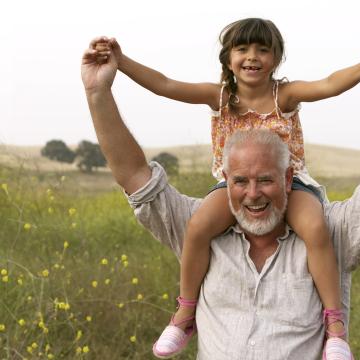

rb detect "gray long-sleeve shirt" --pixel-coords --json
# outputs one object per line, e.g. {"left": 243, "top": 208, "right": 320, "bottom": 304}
{"left": 127, "top": 162, "right": 360, "bottom": 360}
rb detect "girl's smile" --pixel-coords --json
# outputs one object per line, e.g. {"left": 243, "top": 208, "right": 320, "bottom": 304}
{"left": 228, "top": 43, "right": 275, "bottom": 83}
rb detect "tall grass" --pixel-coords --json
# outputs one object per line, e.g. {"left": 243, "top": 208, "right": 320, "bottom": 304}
{"left": 0, "top": 165, "right": 358, "bottom": 359}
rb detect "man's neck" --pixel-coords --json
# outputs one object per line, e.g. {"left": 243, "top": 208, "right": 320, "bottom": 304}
{"left": 245, "top": 222, "right": 286, "bottom": 272}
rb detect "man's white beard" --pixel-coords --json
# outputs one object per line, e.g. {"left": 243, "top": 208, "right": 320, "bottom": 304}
{"left": 228, "top": 189, "right": 287, "bottom": 236}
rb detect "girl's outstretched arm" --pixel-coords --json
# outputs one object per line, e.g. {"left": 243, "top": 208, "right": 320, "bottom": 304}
{"left": 283, "top": 63, "right": 360, "bottom": 107}
{"left": 91, "top": 37, "right": 221, "bottom": 109}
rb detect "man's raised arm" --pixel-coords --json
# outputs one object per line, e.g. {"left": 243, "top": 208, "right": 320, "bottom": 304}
{"left": 81, "top": 38, "right": 151, "bottom": 194}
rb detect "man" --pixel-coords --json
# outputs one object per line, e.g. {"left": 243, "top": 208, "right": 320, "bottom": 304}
{"left": 82, "top": 40, "right": 359, "bottom": 359}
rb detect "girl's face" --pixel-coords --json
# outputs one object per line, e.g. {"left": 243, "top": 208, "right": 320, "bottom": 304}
{"left": 228, "top": 43, "right": 275, "bottom": 86}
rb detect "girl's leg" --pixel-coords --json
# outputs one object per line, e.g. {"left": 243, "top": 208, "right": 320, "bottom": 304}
{"left": 174, "top": 187, "right": 235, "bottom": 329}
{"left": 287, "top": 190, "right": 344, "bottom": 338}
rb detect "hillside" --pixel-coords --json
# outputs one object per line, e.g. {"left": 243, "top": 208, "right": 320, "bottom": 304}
{"left": 1, "top": 143, "right": 360, "bottom": 195}
{"left": 1, "top": 143, "right": 360, "bottom": 178}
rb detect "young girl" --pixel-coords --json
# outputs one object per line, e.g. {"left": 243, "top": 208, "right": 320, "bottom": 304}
{"left": 94, "top": 18, "right": 359, "bottom": 359}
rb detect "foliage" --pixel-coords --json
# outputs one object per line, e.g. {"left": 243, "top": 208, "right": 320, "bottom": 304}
{"left": 41, "top": 140, "right": 75, "bottom": 164}
{"left": 76, "top": 140, "right": 107, "bottom": 173}
{"left": 0, "top": 166, "right": 359, "bottom": 359}
{"left": 151, "top": 152, "right": 179, "bottom": 176}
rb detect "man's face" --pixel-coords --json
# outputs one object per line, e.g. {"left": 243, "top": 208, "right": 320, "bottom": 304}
{"left": 224, "top": 143, "right": 292, "bottom": 237}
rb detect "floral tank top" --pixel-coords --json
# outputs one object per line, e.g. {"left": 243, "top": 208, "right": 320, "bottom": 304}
{"left": 211, "top": 80, "right": 305, "bottom": 181}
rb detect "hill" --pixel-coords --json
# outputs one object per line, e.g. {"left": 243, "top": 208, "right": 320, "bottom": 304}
{"left": 1, "top": 143, "right": 360, "bottom": 194}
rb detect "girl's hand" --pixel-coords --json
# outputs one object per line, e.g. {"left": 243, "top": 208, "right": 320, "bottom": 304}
{"left": 81, "top": 37, "right": 117, "bottom": 94}
{"left": 92, "top": 37, "right": 124, "bottom": 70}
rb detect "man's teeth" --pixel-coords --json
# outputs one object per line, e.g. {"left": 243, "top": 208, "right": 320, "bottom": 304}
{"left": 246, "top": 204, "right": 267, "bottom": 211}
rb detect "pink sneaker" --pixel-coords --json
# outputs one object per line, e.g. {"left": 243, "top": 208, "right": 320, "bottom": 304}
{"left": 152, "top": 296, "right": 197, "bottom": 359}
{"left": 322, "top": 309, "right": 354, "bottom": 360}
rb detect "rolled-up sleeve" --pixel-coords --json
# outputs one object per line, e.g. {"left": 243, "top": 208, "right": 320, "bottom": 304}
{"left": 126, "top": 162, "right": 201, "bottom": 260}
{"left": 326, "top": 185, "right": 360, "bottom": 272}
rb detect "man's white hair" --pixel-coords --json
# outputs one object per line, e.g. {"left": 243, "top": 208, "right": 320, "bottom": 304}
{"left": 222, "top": 129, "right": 290, "bottom": 173}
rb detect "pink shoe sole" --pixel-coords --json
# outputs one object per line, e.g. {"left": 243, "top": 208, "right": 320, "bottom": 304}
{"left": 152, "top": 324, "right": 196, "bottom": 359}
{"left": 322, "top": 337, "right": 354, "bottom": 360}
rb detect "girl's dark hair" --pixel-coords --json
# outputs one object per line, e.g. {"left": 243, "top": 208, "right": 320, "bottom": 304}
{"left": 219, "top": 18, "right": 285, "bottom": 110}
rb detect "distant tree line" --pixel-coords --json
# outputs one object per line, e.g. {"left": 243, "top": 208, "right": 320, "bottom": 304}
{"left": 41, "top": 140, "right": 106, "bottom": 172}
{"left": 42, "top": 140, "right": 180, "bottom": 175}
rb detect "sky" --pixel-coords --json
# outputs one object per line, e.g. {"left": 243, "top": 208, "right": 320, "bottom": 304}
{"left": 1, "top": 0, "right": 359, "bottom": 150}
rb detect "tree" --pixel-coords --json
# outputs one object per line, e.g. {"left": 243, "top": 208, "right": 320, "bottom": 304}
{"left": 41, "top": 140, "right": 75, "bottom": 163}
{"left": 76, "top": 140, "right": 107, "bottom": 172}
{"left": 151, "top": 152, "right": 179, "bottom": 176}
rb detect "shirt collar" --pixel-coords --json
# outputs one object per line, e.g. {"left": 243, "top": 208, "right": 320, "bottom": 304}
{"left": 229, "top": 223, "right": 293, "bottom": 241}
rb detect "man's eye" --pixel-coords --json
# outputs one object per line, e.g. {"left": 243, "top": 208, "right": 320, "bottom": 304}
{"left": 259, "top": 179, "right": 272, "bottom": 184}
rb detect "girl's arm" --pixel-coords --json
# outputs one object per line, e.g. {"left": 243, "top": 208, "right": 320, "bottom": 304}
{"left": 93, "top": 37, "right": 221, "bottom": 110}
{"left": 283, "top": 63, "right": 360, "bottom": 107}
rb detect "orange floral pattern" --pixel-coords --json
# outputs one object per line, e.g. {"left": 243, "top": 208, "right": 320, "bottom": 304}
{"left": 211, "top": 105, "right": 305, "bottom": 180}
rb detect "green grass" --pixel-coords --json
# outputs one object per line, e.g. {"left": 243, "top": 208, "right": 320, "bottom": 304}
{"left": 0, "top": 166, "right": 359, "bottom": 359}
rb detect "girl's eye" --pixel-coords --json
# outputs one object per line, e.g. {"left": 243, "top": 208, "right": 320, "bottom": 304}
{"left": 237, "top": 46, "right": 247, "bottom": 52}
{"left": 260, "top": 47, "right": 270, "bottom": 53}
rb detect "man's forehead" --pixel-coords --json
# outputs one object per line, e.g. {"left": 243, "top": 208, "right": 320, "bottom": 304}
{"left": 229, "top": 143, "right": 278, "bottom": 168}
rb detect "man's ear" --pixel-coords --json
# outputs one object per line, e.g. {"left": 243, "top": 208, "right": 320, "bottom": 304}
{"left": 285, "top": 167, "right": 293, "bottom": 194}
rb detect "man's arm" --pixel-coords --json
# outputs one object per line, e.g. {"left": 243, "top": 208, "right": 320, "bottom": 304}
{"left": 81, "top": 40, "right": 151, "bottom": 194}
{"left": 326, "top": 185, "right": 360, "bottom": 272}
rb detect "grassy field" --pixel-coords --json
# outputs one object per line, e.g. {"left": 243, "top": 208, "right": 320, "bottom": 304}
{"left": 0, "top": 145, "right": 359, "bottom": 359}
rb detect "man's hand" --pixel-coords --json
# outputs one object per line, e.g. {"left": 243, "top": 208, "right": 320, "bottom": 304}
{"left": 81, "top": 36, "right": 117, "bottom": 94}
{"left": 92, "top": 37, "right": 124, "bottom": 71}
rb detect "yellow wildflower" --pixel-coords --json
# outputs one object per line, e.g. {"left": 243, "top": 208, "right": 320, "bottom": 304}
{"left": 41, "top": 269, "right": 50, "bottom": 277}
{"left": 105, "top": 278, "right": 110, "bottom": 285}
{"left": 82, "top": 346, "right": 90, "bottom": 353}
{"left": 60, "top": 175, "right": 66, "bottom": 182}
{"left": 18, "top": 319, "right": 26, "bottom": 326}
{"left": 76, "top": 347, "right": 82, "bottom": 355}
{"left": 130, "top": 335, "right": 136, "bottom": 343}
{"left": 58, "top": 302, "right": 70, "bottom": 310}
{"left": 123, "top": 261, "right": 129, "bottom": 267}
{"left": 117, "top": 303, "right": 124, "bottom": 309}
{"left": 2, "top": 275, "right": 9, "bottom": 282}
{"left": 91, "top": 280, "right": 98, "bottom": 288}
{"left": 49, "top": 195, "right": 55, "bottom": 202}
{"left": 0, "top": 324, "right": 5, "bottom": 331}
{"left": 48, "top": 207, "right": 54, "bottom": 214}
{"left": 23, "top": 223, "right": 32, "bottom": 230}
{"left": 101, "top": 258, "right": 108, "bottom": 265}
{"left": 17, "top": 278, "right": 23, "bottom": 285}
{"left": 162, "top": 293, "right": 169, "bottom": 300}
{"left": 47, "top": 354, "right": 54, "bottom": 359}
{"left": 137, "top": 293, "right": 143, "bottom": 300}
{"left": 63, "top": 241, "right": 69, "bottom": 249}
{"left": 0, "top": 269, "right": 7, "bottom": 276}
{"left": 131, "top": 277, "right": 138, "bottom": 285}
{"left": 71, "top": 222, "right": 77, "bottom": 229}
{"left": 76, "top": 330, "right": 82, "bottom": 341}
{"left": 1, "top": 183, "right": 8, "bottom": 195}
{"left": 121, "top": 254, "right": 128, "bottom": 261}
{"left": 68, "top": 207, "right": 77, "bottom": 216}
{"left": 86, "top": 315, "right": 92, "bottom": 322}
{"left": 31, "top": 342, "right": 38, "bottom": 349}
{"left": 27, "top": 346, "right": 33, "bottom": 354}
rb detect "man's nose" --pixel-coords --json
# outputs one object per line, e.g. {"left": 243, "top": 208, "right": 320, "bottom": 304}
{"left": 246, "top": 182, "right": 260, "bottom": 199}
